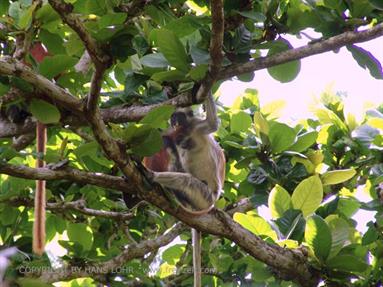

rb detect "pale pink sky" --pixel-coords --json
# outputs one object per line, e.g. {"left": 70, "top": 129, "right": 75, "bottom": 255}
{"left": 220, "top": 31, "right": 383, "bottom": 120}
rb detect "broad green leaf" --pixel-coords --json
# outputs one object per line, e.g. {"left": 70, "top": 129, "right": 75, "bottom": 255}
{"left": 253, "top": 112, "right": 269, "bottom": 135}
{"left": 315, "top": 108, "right": 348, "bottom": 133}
{"left": 39, "top": 29, "right": 66, "bottom": 55}
{"left": 140, "top": 105, "right": 175, "bottom": 128}
{"left": 267, "top": 39, "right": 301, "bottom": 83}
{"left": 140, "top": 53, "right": 169, "bottom": 68}
{"left": 163, "top": 15, "right": 202, "bottom": 38}
{"left": 38, "top": 55, "right": 77, "bottom": 79}
{"left": 321, "top": 169, "right": 356, "bottom": 185}
{"left": 158, "top": 263, "right": 175, "bottom": 278}
{"left": 98, "top": 13, "right": 126, "bottom": 29}
{"left": 305, "top": 215, "right": 332, "bottom": 262}
{"left": 162, "top": 244, "right": 185, "bottom": 265}
{"left": 151, "top": 70, "right": 186, "bottom": 82}
{"left": 131, "top": 127, "right": 163, "bottom": 157}
{"left": 268, "top": 185, "right": 291, "bottom": 219}
{"left": 231, "top": 111, "right": 252, "bottom": 133}
{"left": 275, "top": 209, "right": 305, "bottom": 240}
{"left": 236, "top": 10, "right": 266, "bottom": 22}
{"left": 234, "top": 212, "right": 277, "bottom": 240}
{"left": 291, "top": 175, "right": 323, "bottom": 217}
{"left": 67, "top": 223, "right": 94, "bottom": 251}
{"left": 369, "top": 0, "right": 383, "bottom": 9}
{"left": 338, "top": 197, "right": 361, "bottom": 218}
{"left": 325, "top": 215, "right": 350, "bottom": 258}
{"left": 18, "top": 2, "right": 37, "bottom": 29}
{"left": 289, "top": 131, "right": 318, "bottom": 152}
{"left": 268, "top": 122, "right": 297, "bottom": 154}
{"left": 188, "top": 64, "right": 208, "bottom": 81}
{"left": 326, "top": 254, "right": 368, "bottom": 272}
{"left": 0, "top": 82, "right": 10, "bottom": 96}
{"left": 153, "top": 29, "right": 190, "bottom": 72}
{"left": 347, "top": 45, "right": 383, "bottom": 79}
{"left": 261, "top": 100, "right": 286, "bottom": 119}
{"left": 362, "top": 223, "right": 379, "bottom": 245}
{"left": 29, "top": 99, "right": 61, "bottom": 124}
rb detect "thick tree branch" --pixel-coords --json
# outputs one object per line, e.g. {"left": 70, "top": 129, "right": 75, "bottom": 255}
{"left": 0, "top": 57, "right": 82, "bottom": 114}
{"left": 196, "top": 0, "right": 224, "bottom": 102}
{"left": 36, "top": 223, "right": 185, "bottom": 283}
{"left": 47, "top": 0, "right": 111, "bottom": 68}
{"left": 218, "top": 23, "right": 383, "bottom": 79}
{"left": 0, "top": 163, "right": 130, "bottom": 192}
{"left": 5, "top": 198, "right": 134, "bottom": 220}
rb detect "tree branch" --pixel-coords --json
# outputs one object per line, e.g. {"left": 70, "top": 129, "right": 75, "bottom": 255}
{"left": 0, "top": 163, "right": 130, "bottom": 193}
{"left": 36, "top": 223, "right": 185, "bottom": 283}
{"left": 218, "top": 23, "right": 383, "bottom": 80}
{"left": 5, "top": 198, "right": 134, "bottom": 220}
{"left": 47, "top": 0, "right": 111, "bottom": 68}
{"left": 0, "top": 57, "right": 82, "bottom": 114}
{"left": 196, "top": 0, "right": 224, "bottom": 102}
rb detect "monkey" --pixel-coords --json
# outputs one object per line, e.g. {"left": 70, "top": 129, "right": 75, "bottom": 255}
{"left": 143, "top": 92, "right": 225, "bottom": 287}
{"left": 33, "top": 121, "right": 46, "bottom": 256}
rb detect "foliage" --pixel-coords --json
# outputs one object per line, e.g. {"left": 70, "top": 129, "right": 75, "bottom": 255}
{"left": 0, "top": 0, "right": 382, "bottom": 286}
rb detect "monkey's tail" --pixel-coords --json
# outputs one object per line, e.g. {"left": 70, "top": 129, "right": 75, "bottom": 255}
{"left": 33, "top": 122, "right": 46, "bottom": 256}
{"left": 192, "top": 228, "right": 202, "bottom": 287}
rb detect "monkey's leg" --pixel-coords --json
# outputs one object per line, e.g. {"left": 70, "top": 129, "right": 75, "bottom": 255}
{"left": 152, "top": 172, "right": 214, "bottom": 210}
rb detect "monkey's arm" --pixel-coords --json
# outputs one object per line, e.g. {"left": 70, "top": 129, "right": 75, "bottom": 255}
{"left": 196, "top": 93, "right": 219, "bottom": 134}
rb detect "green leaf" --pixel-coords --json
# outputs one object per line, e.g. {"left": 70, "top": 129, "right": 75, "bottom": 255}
{"left": 38, "top": 55, "right": 77, "bottom": 79}
{"left": 268, "top": 185, "right": 291, "bottom": 219}
{"left": 325, "top": 215, "right": 350, "bottom": 258}
{"left": 140, "top": 53, "right": 169, "bottom": 68}
{"left": 362, "top": 223, "right": 379, "bottom": 245}
{"left": 98, "top": 12, "right": 126, "bottom": 29}
{"left": 268, "top": 122, "right": 297, "bottom": 153}
{"left": 326, "top": 254, "right": 368, "bottom": 272}
{"left": 29, "top": 99, "right": 61, "bottom": 124}
{"left": 163, "top": 15, "right": 202, "bottom": 38}
{"left": 289, "top": 131, "right": 318, "bottom": 152}
{"left": 67, "top": 223, "right": 94, "bottom": 251}
{"left": 140, "top": 105, "right": 175, "bottom": 128}
{"left": 39, "top": 29, "right": 66, "bottom": 55}
{"left": 18, "top": 2, "right": 37, "bottom": 29}
{"left": 236, "top": 10, "right": 266, "bottom": 22}
{"left": 162, "top": 244, "right": 185, "bottom": 265}
{"left": 153, "top": 29, "right": 190, "bottom": 72}
{"left": 231, "top": 111, "right": 252, "bottom": 133}
{"left": 305, "top": 215, "right": 332, "bottom": 262}
{"left": 188, "top": 64, "right": 208, "bottom": 81}
{"left": 321, "top": 169, "right": 356, "bottom": 185}
{"left": 369, "top": 0, "right": 383, "bottom": 9}
{"left": 131, "top": 128, "right": 163, "bottom": 157}
{"left": 347, "top": 45, "right": 383, "bottom": 80}
{"left": 267, "top": 39, "right": 301, "bottom": 83}
{"left": 291, "top": 175, "right": 323, "bottom": 217}
{"left": 151, "top": 70, "right": 186, "bottom": 82}
{"left": 315, "top": 108, "right": 348, "bottom": 133}
{"left": 233, "top": 212, "right": 277, "bottom": 240}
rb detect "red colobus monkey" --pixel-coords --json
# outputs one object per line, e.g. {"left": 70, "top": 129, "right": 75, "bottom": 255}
{"left": 143, "top": 92, "right": 225, "bottom": 287}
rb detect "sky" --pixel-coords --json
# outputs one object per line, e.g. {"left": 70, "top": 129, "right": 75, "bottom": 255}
{"left": 219, "top": 30, "right": 383, "bottom": 233}
{"left": 219, "top": 29, "right": 383, "bottom": 121}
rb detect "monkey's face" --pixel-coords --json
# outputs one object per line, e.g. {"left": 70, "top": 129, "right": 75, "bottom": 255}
{"left": 170, "top": 108, "right": 194, "bottom": 131}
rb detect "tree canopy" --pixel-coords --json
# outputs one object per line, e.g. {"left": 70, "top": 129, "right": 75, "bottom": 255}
{"left": 0, "top": 0, "right": 383, "bottom": 286}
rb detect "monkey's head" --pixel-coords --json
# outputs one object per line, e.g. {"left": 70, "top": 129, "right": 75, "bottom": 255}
{"left": 170, "top": 108, "right": 194, "bottom": 131}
